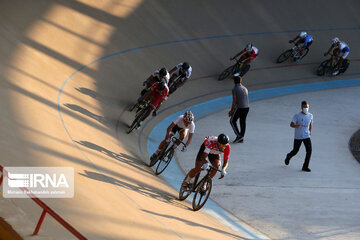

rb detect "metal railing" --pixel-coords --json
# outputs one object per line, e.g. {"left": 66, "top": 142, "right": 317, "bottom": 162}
{"left": 0, "top": 165, "right": 87, "bottom": 239}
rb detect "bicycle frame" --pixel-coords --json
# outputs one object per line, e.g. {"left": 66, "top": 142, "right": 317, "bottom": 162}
{"left": 191, "top": 165, "right": 221, "bottom": 192}
{"left": 154, "top": 136, "right": 186, "bottom": 175}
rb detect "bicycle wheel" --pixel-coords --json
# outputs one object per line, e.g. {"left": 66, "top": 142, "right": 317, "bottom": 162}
{"left": 127, "top": 118, "right": 139, "bottom": 134}
{"left": 179, "top": 174, "right": 193, "bottom": 201}
{"left": 316, "top": 59, "right": 330, "bottom": 76}
{"left": 155, "top": 147, "right": 174, "bottom": 175}
{"left": 127, "top": 107, "right": 146, "bottom": 134}
{"left": 192, "top": 177, "right": 212, "bottom": 211}
{"left": 218, "top": 65, "right": 235, "bottom": 81}
{"left": 277, "top": 49, "right": 292, "bottom": 63}
{"left": 128, "top": 102, "right": 138, "bottom": 112}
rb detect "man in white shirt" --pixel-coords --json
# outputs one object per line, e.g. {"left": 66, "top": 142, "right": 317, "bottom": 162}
{"left": 284, "top": 100, "right": 313, "bottom": 172}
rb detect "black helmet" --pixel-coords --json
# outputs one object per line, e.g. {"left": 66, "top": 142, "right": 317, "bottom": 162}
{"left": 159, "top": 67, "right": 168, "bottom": 77}
{"left": 157, "top": 81, "right": 166, "bottom": 91}
{"left": 217, "top": 133, "right": 229, "bottom": 145}
{"left": 246, "top": 43, "right": 253, "bottom": 53}
{"left": 181, "top": 62, "right": 190, "bottom": 71}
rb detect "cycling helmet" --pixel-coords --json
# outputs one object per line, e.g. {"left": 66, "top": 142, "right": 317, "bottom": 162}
{"left": 181, "top": 62, "right": 190, "bottom": 71}
{"left": 299, "top": 32, "right": 307, "bottom": 38}
{"left": 159, "top": 67, "right": 168, "bottom": 77}
{"left": 157, "top": 81, "right": 166, "bottom": 91}
{"left": 246, "top": 43, "right": 253, "bottom": 53}
{"left": 183, "top": 110, "right": 194, "bottom": 123}
{"left": 217, "top": 133, "right": 229, "bottom": 145}
{"left": 332, "top": 37, "right": 340, "bottom": 44}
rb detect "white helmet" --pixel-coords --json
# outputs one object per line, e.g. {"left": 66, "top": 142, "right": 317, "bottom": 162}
{"left": 299, "top": 32, "right": 307, "bottom": 38}
{"left": 245, "top": 43, "right": 253, "bottom": 53}
{"left": 183, "top": 110, "right": 194, "bottom": 123}
{"left": 332, "top": 37, "right": 340, "bottom": 44}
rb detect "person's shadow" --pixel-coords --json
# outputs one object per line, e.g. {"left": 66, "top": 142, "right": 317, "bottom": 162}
{"left": 76, "top": 140, "right": 151, "bottom": 174}
{"left": 75, "top": 87, "right": 98, "bottom": 99}
{"left": 64, "top": 103, "right": 109, "bottom": 126}
{"left": 79, "top": 170, "right": 185, "bottom": 208}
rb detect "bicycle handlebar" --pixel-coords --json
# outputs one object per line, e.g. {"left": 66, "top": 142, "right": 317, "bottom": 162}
{"left": 170, "top": 136, "right": 186, "bottom": 147}
{"left": 208, "top": 165, "right": 222, "bottom": 172}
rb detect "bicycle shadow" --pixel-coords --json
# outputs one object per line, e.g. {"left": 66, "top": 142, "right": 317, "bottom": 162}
{"left": 141, "top": 209, "right": 246, "bottom": 240}
{"left": 75, "top": 140, "right": 150, "bottom": 174}
{"left": 79, "top": 170, "right": 188, "bottom": 209}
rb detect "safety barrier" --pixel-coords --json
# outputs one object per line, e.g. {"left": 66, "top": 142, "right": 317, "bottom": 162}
{"left": 0, "top": 165, "right": 87, "bottom": 239}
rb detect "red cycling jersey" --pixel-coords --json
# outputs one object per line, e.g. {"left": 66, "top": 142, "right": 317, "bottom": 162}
{"left": 150, "top": 82, "right": 169, "bottom": 108}
{"left": 203, "top": 136, "right": 231, "bottom": 160}
{"left": 239, "top": 46, "right": 259, "bottom": 62}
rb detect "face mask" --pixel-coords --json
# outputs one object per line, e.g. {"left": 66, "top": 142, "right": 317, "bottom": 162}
{"left": 302, "top": 107, "right": 309, "bottom": 114}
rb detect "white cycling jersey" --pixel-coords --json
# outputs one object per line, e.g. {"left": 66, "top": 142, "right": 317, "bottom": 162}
{"left": 175, "top": 62, "right": 192, "bottom": 80}
{"left": 173, "top": 115, "right": 195, "bottom": 133}
{"left": 338, "top": 41, "right": 350, "bottom": 59}
{"left": 153, "top": 70, "right": 170, "bottom": 84}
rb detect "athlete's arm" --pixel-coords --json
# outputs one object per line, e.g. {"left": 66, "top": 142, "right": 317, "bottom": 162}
{"left": 290, "top": 35, "right": 299, "bottom": 43}
{"left": 324, "top": 44, "right": 335, "bottom": 56}
{"left": 185, "top": 132, "right": 193, "bottom": 147}
{"left": 222, "top": 145, "right": 230, "bottom": 171}
{"left": 169, "top": 66, "right": 177, "bottom": 75}
{"left": 230, "top": 49, "right": 245, "bottom": 60}
{"left": 166, "top": 122, "right": 176, "bottom": 139}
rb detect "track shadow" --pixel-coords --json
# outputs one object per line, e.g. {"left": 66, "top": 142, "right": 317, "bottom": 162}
{"left": 79, "top": 170, "right": 187, "bottom": 209}
{"left": 76, "top": 140, "right": 150, "bottom": 174}
{"left": 75, "top": 87, "right": 98, "bottom": 99}
{"left": 64, "top": 103, "right": 109, "bottom": 127}
{"left": 141, "top": 209, "right": 246, "bottom": 240}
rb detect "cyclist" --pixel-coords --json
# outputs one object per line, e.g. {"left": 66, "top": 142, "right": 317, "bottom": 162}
{"left": 150, "top": 111, "right": 195, "bottom": 162}
{"left": 324, "top": 37, "right": 350, "bottom": 76}
{"left": 168, "top": 62, "right": 192, "bottom": 94}
{"left": 137, "top": 81, "right": 168, "bottom": 128}
{"left": 230, "top": 43, "right": 259, "bottom": 76}
{"left": 183, "top": 134, "right": 230, "bottom": 185}
{"left": 289, "top": 31, "right": 313, "bottom": 60}
{"left": 139, "top": 67, "right": 170, "bottom": 97}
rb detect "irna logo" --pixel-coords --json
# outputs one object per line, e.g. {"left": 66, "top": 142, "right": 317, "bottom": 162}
{"left": 8, "top": 172, "right": 69, "bottom": 188}
{"left": 4, "top": 167, "right": 74, "bottom": 198}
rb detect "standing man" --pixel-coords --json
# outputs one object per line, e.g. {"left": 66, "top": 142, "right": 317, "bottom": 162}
{"left": 228, "top": 73, "right": 249, "bottom": 143}
{"left": 284, "top": 100, "right": 313, "bottom": 172}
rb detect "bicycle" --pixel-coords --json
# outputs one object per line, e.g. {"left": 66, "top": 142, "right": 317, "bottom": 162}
{"left": 128, "top": 80, "right": 154, "bottom": 112}
{"left": 167, "top": 74, "right": 183, "bottom": 95}
{"left": 277, "top": 44, "right": 309, "bottom": 63}
{"left": 149, "top": 136, "right": 186, "bottom": 175}
{"left": 179, "top": 164, "right": 222, "bottom": 211}
{"left": 127, "top": 100, "right": 151, "bottom": 134}
{"left": 218, "top": 57, "right": 250, "bottom": 81}
{"left": 317, "top": 54, "right": 350, "bottom": 76}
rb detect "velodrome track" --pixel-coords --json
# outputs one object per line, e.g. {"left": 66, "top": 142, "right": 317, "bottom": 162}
{"left": 0, "top": 1, "right": 360, "bottom": 239}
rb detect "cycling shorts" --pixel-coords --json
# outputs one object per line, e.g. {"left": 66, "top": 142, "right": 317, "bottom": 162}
{"left": 339, "top": 47, "right": 350, "bottom": 59}
{"left": 298, "top": 39, "right": 312, "bottom": 47}
{"left": 171, "top": 124, "right": 183, "bottom": 134}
